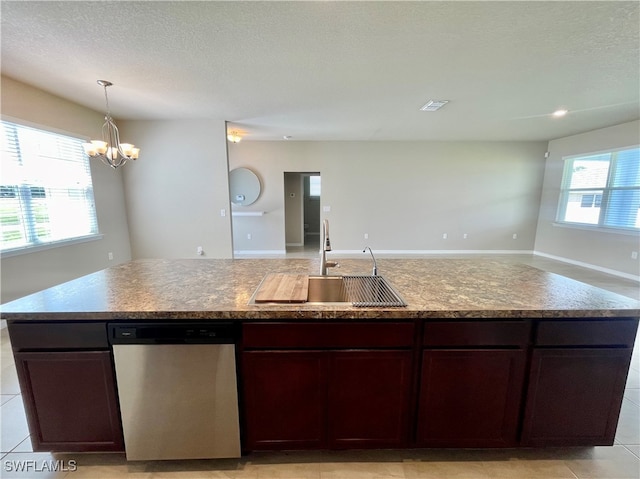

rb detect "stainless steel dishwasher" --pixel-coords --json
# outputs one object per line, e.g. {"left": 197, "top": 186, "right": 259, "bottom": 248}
{"left": 108, "top": 322, "right": 241, "bottom": 461}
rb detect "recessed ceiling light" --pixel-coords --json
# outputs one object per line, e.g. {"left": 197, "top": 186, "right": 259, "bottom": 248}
{"left": 552, "top": 109, "right": 568, "bottom": 117}
{"left": 420, "top": 100, "right": 449, "bottom": 112}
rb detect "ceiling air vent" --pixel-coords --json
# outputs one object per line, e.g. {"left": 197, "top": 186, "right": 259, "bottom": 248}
{"left": 420, "top": 100, "right": 449, "bottom": 111}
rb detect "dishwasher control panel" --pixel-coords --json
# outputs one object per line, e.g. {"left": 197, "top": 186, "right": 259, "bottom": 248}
{"left": 108, "top": 322, "right": 238, "bottom": 344}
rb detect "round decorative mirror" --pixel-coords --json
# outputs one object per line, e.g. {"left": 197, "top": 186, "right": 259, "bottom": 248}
{"left": 229, "top": 167, "right": 261, "bottom": 206}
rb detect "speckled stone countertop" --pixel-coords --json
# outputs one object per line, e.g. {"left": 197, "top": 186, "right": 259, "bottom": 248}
{"left": 1, "top": 258, "right": 638, "bottom": 320}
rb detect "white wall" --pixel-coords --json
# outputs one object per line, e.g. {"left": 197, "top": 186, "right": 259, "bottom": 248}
{"left": 229, "top": 141, "right": 547, "bottom": 254}
{"left": 1, "top": 76, "right": 132, "bottom": 303}
{"left": 535, "top": 120, "right": 640, "bottom": 278}
{"left": 120, "top": 120, "right": 233, "bottom": 259}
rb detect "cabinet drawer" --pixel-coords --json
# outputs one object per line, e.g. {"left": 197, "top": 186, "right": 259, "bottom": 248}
{"left": 535, "top": 319, "right": 638, "bottom": 347}
{"left": 8, "top": 322, "right": 109, "bottom": 350}
{"left": 423, "top": 321, "right": 530, "bottom": 347}
{"left": 243, "top": 322, "right": 414, "bottom": 349}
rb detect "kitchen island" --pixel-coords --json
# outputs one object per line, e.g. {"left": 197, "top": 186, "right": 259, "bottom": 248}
{"left": 1, "top": 258, "right": 639, "bottom": 456}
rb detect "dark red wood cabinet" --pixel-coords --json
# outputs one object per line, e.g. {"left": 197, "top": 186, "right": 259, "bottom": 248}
{"left": 415, "top": 321, "right": 529, "bottom": 447}
{"left": 328, "top": 350, "right": 412, "bottom": 448}
{"left": 417, "top": 349, "right": 526, "bottom": 447}
{"left": 241, "top": 322, "right": 414, "bottom": 450}
{"left": 8, "top": 317, "right": 637, "bottom": 453}
{"left": 521, "top": 320, "right": 637, "bottom": 446}
{"left": 242, "top": 351, "right": 326, "bottom": 449}
{"left": 14, "top": 351, "right": 124, "bottom": 452}
{"left": 8, "top": 322, "right": 124, "bottom": 452}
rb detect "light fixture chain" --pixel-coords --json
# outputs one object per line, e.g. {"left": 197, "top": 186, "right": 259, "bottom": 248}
{"left": 103, "top": 84, "right": 111, "bottom": 118}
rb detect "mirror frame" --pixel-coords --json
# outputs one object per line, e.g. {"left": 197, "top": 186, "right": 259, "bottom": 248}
{"left": 229, "top": 167, "right": 261, "bottom": 206}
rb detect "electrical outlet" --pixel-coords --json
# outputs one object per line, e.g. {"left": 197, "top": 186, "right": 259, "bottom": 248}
{"left": 442, "top": 233, "right": 447, "bottom": 240}
{"left": 108, "top": 252, "right": 114, "bottom": 261}
{"left": 632, "top": 251, "right": 638, "bottom": 260}
{"left": 220, "top": 209, "right": 226, "bottom": 217}
{"left": 197, "top": 246, "right": 204, "bottom": 256}
{"left": 463, "top": 233, "right": 468, "bottom": 239}
{"left": 364, "top": 233, "right": 369, "bottom": 240}
{"left": 247, "top": 233, "right": 252, "bottom": 240}
{"left": 512, "top": 233, "right": 518, "bottom": 240}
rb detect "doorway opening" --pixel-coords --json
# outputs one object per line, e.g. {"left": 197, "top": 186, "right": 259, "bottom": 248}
{"left": 284, "top": 172, "right": 320, "bottom": 256}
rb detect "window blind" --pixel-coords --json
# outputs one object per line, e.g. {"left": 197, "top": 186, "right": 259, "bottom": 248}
{"left": 557, "top": 147, "right": 640, "bottom": 231}
{"left": 1, "top": 121, "right": 99, "bottom": 253}
{"left": 604, "top": 148, "right": 640, "bottom": 229}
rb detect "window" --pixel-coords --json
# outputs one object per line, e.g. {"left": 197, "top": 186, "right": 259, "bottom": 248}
{"left": 1, "top": 121, "right": 99, "bottom": 253}
{"left": 557, "top": 147, "right": 640, "bottom": 231}
{"left": 308, "top": 175, "right": 321, "bottom": 197}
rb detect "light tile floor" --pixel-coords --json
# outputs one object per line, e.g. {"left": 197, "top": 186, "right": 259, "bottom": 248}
{"left": 1, "top": 255, "right": 639, "bottom": 478}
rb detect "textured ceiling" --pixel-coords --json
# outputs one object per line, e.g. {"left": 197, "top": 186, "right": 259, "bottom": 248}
{"left": 1, "top": 1, "right": 639, "bottom": 141}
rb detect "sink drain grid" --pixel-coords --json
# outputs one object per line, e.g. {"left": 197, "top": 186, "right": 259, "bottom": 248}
{"left": 343, "top": 275, "right": 407, "bottom": 307}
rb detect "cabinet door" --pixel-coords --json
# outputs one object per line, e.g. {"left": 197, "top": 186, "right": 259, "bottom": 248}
{"left": 521, "top": 348, "right": 632, "bottom": 446}
{"left": 242, "top": 351, "right": 327, "bottom": 450}
{"left": 15, "top": 351, "right": 124, "bottom": 452}
{"left": 328, "top": 350, "right": 412, "bottom": 449}
{"left": 416, "top": 349, "right": 526, "bottom": 447}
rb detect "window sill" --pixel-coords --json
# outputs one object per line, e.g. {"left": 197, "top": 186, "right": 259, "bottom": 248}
{"left": 552, "top": 222, "right": 640, "bottom": 236}
{"left": 1, "top": 234, "right": 104, "bottom": 258}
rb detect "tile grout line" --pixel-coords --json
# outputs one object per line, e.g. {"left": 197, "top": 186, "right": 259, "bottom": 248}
{"left": 0, "top": 394, "right": 31, "bottom": 456}
{"left": 5, "top": 435, "right": 33, "bottom": 455}
{"left": 623, "top": 444, "right": 640, "bottom": 459}
{"left": 623, "top": 390, "right": 640, "bottom": 407}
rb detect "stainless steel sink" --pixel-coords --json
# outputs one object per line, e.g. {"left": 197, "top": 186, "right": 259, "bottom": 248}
{"left": 307, "top": 276, "right": 349, "bottom": 303}
{"left": 250, "top": 275, "right": 406, "bottom": 307}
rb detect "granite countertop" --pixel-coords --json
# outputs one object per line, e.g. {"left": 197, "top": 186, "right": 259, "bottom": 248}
{"left": 1, "top": 258, "right": 639, "bottom": 320}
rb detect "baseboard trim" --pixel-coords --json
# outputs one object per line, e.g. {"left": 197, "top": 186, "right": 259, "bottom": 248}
{"left": 533, "top": 251, "right": 640, "bottom": 282}
{"left": 234, "top": 250, "right": 287, "bottom": 256}
{"left": 330, "top": 249, "right": 534, "bottom": 256}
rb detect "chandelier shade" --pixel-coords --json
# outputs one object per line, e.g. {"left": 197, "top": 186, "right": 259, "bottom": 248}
{"left": 227, "top": 131, "right": 242, "bottom": 143}
{"left": 83, "top": 80, "right": 139, "bottom": 169}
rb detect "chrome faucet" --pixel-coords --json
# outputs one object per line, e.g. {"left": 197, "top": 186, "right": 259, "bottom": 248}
{"left": 363, "top": 246, "right": 378, "bottom": 276}
{"left": 320, "top": 219, "right": 338, "bottom": 275}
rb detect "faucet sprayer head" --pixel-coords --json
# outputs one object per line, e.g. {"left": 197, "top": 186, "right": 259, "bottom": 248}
{"left": 320, "top": 219, "right": 337, "bottom": 274}
{"left": 322, "top": 219, "right": 332, "bottom": 251}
